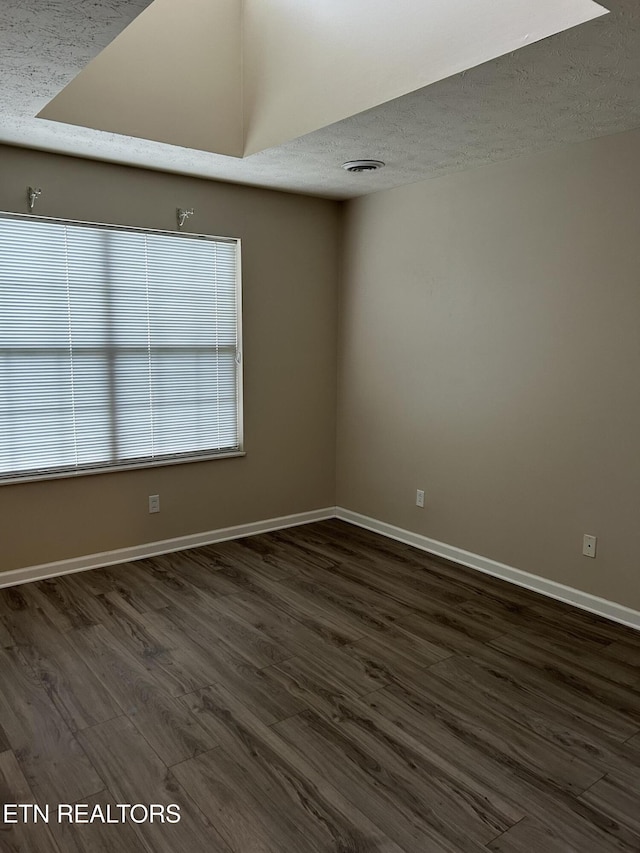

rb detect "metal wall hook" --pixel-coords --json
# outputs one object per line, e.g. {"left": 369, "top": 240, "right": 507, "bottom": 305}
{"left": 177, "top": 208, "right": 194, "bottom": 229}
{"left": 28, "top": 187, "right": 42, "bottom": 210}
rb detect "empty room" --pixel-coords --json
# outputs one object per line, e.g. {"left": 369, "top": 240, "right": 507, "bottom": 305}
{"left": 0, "top": 0, "right": 639, "bottom": 850}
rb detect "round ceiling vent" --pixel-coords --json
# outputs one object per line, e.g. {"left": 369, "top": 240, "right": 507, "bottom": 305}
{"left": 341, "top": 159, "right": 385, "bottom": 173}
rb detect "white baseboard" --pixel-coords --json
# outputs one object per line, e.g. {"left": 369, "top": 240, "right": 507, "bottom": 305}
{"left": 336, "top": 507, "right": 640, "bottom": 632}
{"left": 4, "top": 503, "right": 639, "bottom": 633}
{"left": 0, "top": 507, "right": 335, "bottom": 589}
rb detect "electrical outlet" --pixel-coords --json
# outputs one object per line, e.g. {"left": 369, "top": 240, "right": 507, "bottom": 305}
{"left": 149, "top": 494, "right": 160, "bottom": 514}
{"left": 416, "top": 489, "right": 425, "bottom": 508}
{"left": 582, "top": 534, "right": 597, "bottom": 558}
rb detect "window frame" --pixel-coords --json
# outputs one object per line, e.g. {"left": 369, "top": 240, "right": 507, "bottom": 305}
{"left": 0, "top": 211, "right": 245, "bottom": 485}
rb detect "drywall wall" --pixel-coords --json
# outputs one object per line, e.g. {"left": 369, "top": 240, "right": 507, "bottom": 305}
{"left": 0, "top": 145, "right": 339, "bottom": 571}
{"left": 39, "top": 0, "right": 243, "bottom": 157}
{"left": 337, "top": 128, "right": 640, "bottom": 610}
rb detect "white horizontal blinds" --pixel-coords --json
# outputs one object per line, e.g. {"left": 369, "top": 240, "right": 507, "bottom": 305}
{"left": 0, "top": 214, "right": 240, "bottom": 481}
{"left": 146, "top": 234, "right": 238, "bottom": 457}
{"left": 0, "top": 218, "right": 76, "bottom": 474}
{"left": 66, "top": 226, "right": 152, "bottom": 466}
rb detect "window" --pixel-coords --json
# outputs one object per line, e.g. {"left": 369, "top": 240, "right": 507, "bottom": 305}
{"left": 0, "top": 213, "right": 243, "bottom": 483}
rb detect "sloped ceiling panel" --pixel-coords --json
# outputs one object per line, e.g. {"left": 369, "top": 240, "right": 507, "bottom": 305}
{"left": 242, "top": 0, "right": 606, "bottom": 154}
{"left": 0, "top": 0, "right": 154, "bottom": 117}
{"left": 38, "top": 0, "right": 243, "bottom": 158}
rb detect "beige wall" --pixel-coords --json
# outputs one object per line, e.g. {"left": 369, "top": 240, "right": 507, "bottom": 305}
{"left": 0, "top": 145, "right": 339, "bottom": 572}
{"left": 337, "top": 128, "right": 640, "bottom": 610}
{"left": 3, "top": 128, "right": 640, "bottom": 614}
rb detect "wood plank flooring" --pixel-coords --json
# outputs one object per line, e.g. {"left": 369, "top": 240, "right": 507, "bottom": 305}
{"left": 0, "top": 519, "right": 639, "bottom": 852}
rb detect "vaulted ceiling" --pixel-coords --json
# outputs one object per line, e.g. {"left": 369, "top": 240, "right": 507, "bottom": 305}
{"left": 1, "top": 0, "right": 638, "bottom": 198}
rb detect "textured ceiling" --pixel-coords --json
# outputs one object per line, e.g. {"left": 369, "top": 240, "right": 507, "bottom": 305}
{"left": 0, "top": 0, "right": 639, "bottom": 199}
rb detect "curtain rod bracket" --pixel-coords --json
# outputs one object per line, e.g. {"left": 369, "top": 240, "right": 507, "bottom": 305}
{"left": 177, "top": 208, "right": 194, "bottom": 229}
{"left": 28, "top": 187, "right": 42, "bottom": 210}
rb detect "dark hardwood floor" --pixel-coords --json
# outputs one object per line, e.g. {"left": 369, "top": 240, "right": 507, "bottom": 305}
{"left": 0, "top": 519, "right": 639, "bottom": 852}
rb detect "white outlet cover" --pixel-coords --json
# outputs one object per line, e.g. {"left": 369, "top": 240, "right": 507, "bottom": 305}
{"left": 582, "top": 534, "right": 597, "bottom": 557}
